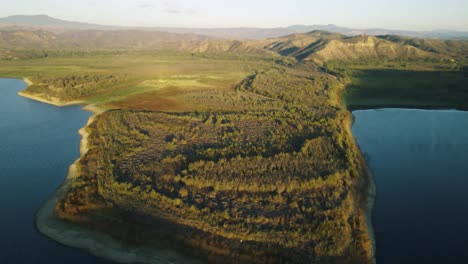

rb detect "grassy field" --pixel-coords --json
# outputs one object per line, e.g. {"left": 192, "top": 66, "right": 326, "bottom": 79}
{"left": 0, "top": 51, "right": 273, "bottom": 110}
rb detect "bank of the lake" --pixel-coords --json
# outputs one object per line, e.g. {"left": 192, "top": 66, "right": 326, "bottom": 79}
{"left": 339, "top": 84, "right": 377, "bottom": 264}
{"left": 0, "top": 78, "right": 112, "bottom": 263}
{"left": 17, "top": 78, "right": 84, "bottom": 107}
{"left": 352, "top": 108, "right": 468, "bottom": 264}
{"left": 11, "top": 78, "right": 202, "bottom": 264}
{"left": 342, "top": 113, "right": 377, "bottom": 264}
{"left": 35, "top": 111, "right": 202, "bottom": 264}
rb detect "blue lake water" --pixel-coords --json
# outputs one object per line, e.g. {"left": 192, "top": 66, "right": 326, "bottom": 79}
{"left": 352, "top": 109, "right": 468, "bottom": 264}
{"left": 0, "top": 78, "right": 110, "bottom": 263}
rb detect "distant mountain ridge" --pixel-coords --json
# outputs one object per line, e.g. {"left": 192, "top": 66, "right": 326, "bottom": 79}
{"left": 0, "top": 29, "right": 275, "bottom": 57}
{"left": 0, "top": 15, "right": 117, "bottom": 30}
{"left": 1, "top": 15, "right": 467, "bottom": 40}
{"left": 2, "top": 27, "right": 467, "bottom": 64}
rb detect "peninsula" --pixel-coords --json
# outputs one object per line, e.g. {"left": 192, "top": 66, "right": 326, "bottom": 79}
{"left": 1, "top": 18, "right": 467, "bottom": 263}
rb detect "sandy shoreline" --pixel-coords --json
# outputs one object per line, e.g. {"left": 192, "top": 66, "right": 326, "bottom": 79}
{"left": 18, "top": 78, "right": 84, "bottom": 107}
{"left": 18, "top": 91, "right": 84, "bottom": 107}
{"left": 19, "top": 78, "right": 105, "bottom": 115}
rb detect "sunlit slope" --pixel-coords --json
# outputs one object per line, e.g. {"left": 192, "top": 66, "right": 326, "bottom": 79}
{"left": 378, "top": 35, "right": 468, "bottom": 57}
{"left": 261, "top": 31, "right": 445, "bottom": 62}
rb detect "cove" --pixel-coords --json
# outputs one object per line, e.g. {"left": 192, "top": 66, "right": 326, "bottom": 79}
{"left": 0, "top": 78, "right": 110, "bottom": 263}
{"left": 352, "top": 108, "right": 468, "bottom": 264}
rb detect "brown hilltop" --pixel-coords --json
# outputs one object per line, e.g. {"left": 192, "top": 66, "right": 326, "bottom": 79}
{"left": 307, "top": 35, "right": 434, "bottom": 62}
{"left": 258, "top": 31, "right": 440, "bottom": 63}
{"left": 378, "top": 35, "right": 468, "bottom": 58}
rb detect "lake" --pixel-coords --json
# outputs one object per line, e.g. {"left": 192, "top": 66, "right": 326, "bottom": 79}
{"left": 352, "top": 108, "right": 468, "bottom": 264}
{"left": 0, "top": 78, "right": 110, "bottom": 263}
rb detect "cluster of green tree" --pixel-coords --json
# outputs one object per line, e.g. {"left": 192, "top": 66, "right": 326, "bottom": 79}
{"left": 0, "top": 49, "right": 51, "bottom": 60}
{"left": 27, "top": 73, "right": 128, "bottom": 99}
{"left": 57, "top": 63, "right": 372, "bottom": 263}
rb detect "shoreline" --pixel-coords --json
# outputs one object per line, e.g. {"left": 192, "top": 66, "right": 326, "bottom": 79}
{"left": 34, "top": 111, "right": 201, "bottom": 264}
{"left": 348, "top": 104, "right": 468, "bottom": 112}
{"left": 343, "top": 114, "right": 377, "bottom": 264}
{"left": 17, "top": 90, "right": 84, "bottom": 107}
{"left": 365, "top": 169, "right": 377, "bottom": 264}
{"left": 18, "top": 78, "right": 84, "bottom": 107}
{"left": 339, "top": 82, "right": 376, "bottom": 264}
{"left": 22, "top": 78, "right": 200, "bottom": 264}
{"left": 19, "top": 78, "right": 105, "bottom": 115}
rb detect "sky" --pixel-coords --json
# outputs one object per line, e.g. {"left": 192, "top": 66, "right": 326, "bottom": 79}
{"left": 1, "top": 0, "right": 467, "bottom": 31}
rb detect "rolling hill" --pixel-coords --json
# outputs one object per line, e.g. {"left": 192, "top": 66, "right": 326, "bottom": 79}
{"left": 1, "top": 26, "right": 466, "bottom": 63}
{"left": 259, "top": 31, "right": 442, "bottom": 63}
{"left": 0, "top": 14, "right": 116, "bottom": 30}
{"left": 378, "top": 35, "right": 468, "bottom": 58}
{"left": 0, "top": 29, "right": 272, "bottom": 55}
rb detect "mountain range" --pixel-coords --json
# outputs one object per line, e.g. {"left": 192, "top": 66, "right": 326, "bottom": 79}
{"left": 1, "top": 15, "right": 468, "bottom": 40}
{"left": 1, "top": 29, "right": 466, "bottom": 64}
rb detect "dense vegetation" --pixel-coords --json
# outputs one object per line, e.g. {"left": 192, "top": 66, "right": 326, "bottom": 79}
{"left": 56, "top": 65, "right": 372, "bottom": 263}
{"left": 1, "top": 27, "right": 467, "bottom": 264}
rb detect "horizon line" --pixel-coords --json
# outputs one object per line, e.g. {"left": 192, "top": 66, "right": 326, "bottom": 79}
{"left": 1, "top": 14, "right": 467, "bottom": 33}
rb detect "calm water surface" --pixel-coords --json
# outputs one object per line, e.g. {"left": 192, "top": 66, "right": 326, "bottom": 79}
{"left": 0, "top": 78, "right": 110, "bottom": 263}
{"left": 353, "top": 109, "right": 468, "bottom": 264}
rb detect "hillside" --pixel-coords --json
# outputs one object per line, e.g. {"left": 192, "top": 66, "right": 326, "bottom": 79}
{"left": 0, "top": 29, "right": 272, "bottom": 57}
{"left": 259, "top": 31, "right": 444, "bottom": 63}
{"left": 261, "top": 31, "right": 345, "bottom": 56}
{"left": 0, "top": 14, "right": 116, "bottom": 30}
{"left": 0, "top": 29, "right": 209, "bottom": 50}
{"left": 305, "top": 35, "right": 435, "bottom": 62}
{"left": 378, "top": 35, "right": 468, "bottom": 58}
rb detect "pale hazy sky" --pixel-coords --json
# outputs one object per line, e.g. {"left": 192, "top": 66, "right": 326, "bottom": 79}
{"left": 1, "top": 0, "right": 467, "bottom": 30}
